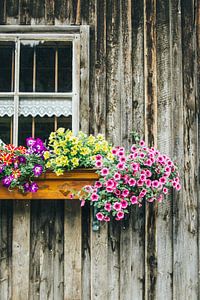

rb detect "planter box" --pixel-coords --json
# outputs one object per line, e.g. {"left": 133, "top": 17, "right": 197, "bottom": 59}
{"left": 0, "top": 169, "right": 99, "bottom": 200}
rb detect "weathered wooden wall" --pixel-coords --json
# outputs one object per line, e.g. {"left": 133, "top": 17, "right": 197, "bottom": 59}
{"left": 0, "top": 0, "right": 199, "bottom": 299}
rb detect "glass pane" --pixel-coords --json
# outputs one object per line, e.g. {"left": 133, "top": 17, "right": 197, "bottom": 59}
{"left": 58, "top": 115, "right": 72, "bottom": 130}
{"left": 58, "top": 44, "right": 72, "bottom": 92}
{"left": 0, "top": 43, "right": 14, "bottom": 92}
{"left": 36, "top": 44, "right": 55, "bottom": 92}
{"left": 20, "top": 45, "right": 34, "bottom": 92}
{"left": 35, "top": 116, "right": 54, "bottom": 143}
{"left": 18, "top": 116, "right": 32, "bottom": 146}
{"left": 0, "top": 117, "right": 12, "bottom": 144}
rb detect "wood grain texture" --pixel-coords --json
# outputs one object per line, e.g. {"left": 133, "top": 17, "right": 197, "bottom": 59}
{"left": 0, "top": 0, "right": 6, "bottom": 24}
{"left": 12, "top": 201, "right": 30, "bottom": 300}
{"left": 144, "top": 1, "right": 158, "bottom": 299}
{"left": 64, "top": 201, "right": 82, "bottom": 300}
{"left": 156, "top": 0, "right": 173, "bottom": 298}
{"left": 173, "top": 0, "right": 199, "bottom": 299}
{"left": 0, "top": 201, "right": 12, "bottom": 300}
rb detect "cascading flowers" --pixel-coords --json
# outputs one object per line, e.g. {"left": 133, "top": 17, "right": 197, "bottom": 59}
{"left": 44, "top": 128, "right": 114, "bottom": 176}
{"left": 0, "top": 138, "right": 46, "bottom": 193}
{"left": 81, "top": 140, "right": 181, "bottom": 222}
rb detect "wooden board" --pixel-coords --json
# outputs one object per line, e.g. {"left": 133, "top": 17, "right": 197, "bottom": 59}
{"left": 0, "top": 170, "right": 99, "bottom": 200}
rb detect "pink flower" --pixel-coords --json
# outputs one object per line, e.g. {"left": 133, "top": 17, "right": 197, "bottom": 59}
{"left": 106, "top": 179, "right": 115, "bottom": 188}
{"left": 116, "top": 211, "right": 124, "bottom": 220}
{"left": 117, "top": 163, "right": 125, "bottom": 170}
{"left": 144, "top": 159, "right": 153, "bottom": 167}
{"left": 176, "top": 183, "right": 181, "bottom": 191}
{"left": 81, "top": 199, "right": 85, "bottom": 207}
{"left": 140, "top": 152, "right": 145, "bottom": 158}
{"left": 105, "top": 202, "right": 112, "bottom": 212}
{"left": 152, "top": 180, "right": 160, "bottom": 188}
{"left": 104, "top": 216, "right": 111, "bottom": 222}
{"left": 165, "top": 166, "right": 171, "bottom": 173}
{"left": 128, "top": 153, "right": 135, "bottom": 159}
{"left": 106, "top": 187, "right": 114, "bottom": 192}
{"left": 163, "top": 187, "right": 168, "bottom": 194}
{"left": 146, "top": 179, "right": 152, "bottom": 188}
{"left": 131, "top": 145, "right": 137, "bottom": 152}
{"left": 139, "top": 140, "right": 145, "bottom": 147}
{"left": 101, "top": 168, "right": 109, "bottom": 176}
{"left": 131, "top": 162, "right": 139, "bottom": 171}
{"left": 131, "top": 196, "right": 138, "bottom": 204}
{"left": 159, "top": 177, "right": 167, "bottom": 184}
{"left": 122, "top": 189, "right": 129, "bottom": 197}
{"left": 115, "top": 189, "right": 121, "bottom": 196}
{"left": 95, "top": 160, "right": 103, "bottom": 168}
{"left": 119, "top": 156, "right": 126, "bottom": 163}
{"left": 145, "top": 170, "right": 152, "bottom": 177}
{"left": 113, "top": 202, "right": 122, "bottom": 211}
{"left": 147, "top": 197, "right": 156, "bottom": 202}
{"left": 167, "top": 160, "right": 173, "bottom": 167}
{"left": 95, "top": 181, "right": 102, "bottom": 188}
{"left": 137, "top": 179, "right": 144, "bottom": 187}
{"left": 112, "top": 148, "right": 118, "bottom": 155}
{"left": 121, "top": 199, "right": 128, "bottom": 209}
{"left": 84, "top": 185, "right": 92, "bottom": 192}
{"left": 157, "top": 155, "right": 164, "bottom": 163}
{"left": 140, "top": 174, "right": 146, "bottom": 181}
{"left": 114, "top": 172, "right": 121, "bottom": 180}
{"left": 95, "top": 154, "right": 102, "bottom": 161}
{"left": 96, "top": 212, "right": 104, "bottom": 221}
{"left": 118, "top": 150, "right": 125, "bottom": 157}
{"left": 128, "top": 178, "right": 136, "bottom": 186}
{"left": 91, "top": 193, "right": 99, "bottom": 201}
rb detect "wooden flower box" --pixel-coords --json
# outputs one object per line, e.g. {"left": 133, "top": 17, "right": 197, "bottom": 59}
{"left": 0, "top": 169, "right": 99, "bottom": 200}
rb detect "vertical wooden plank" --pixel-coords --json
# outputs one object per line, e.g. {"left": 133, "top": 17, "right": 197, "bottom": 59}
{"left": 64, "top": 201, "right": 82, "bottom": 300}
{"left": 30, "top": 0, "right": 45, "bottom": 23}
{"left": 45, "top": 0, "right": 55, "bottom": 25}
{"left": 91, "top": 223, "right": 108, "bottom": 300}
{"left": 131, "top": 1, "right": 145, "bottom": 299}
{"left": 80, "top": 25, "right": 90, "bottom": 134}
{"left": 6, "top": 0, "right": 19, "bottom": 19}
{"left": 29, "top": 201, "right": 64, "bottom": 300}
{"left": 12, "top": 201, "right": 30, "bottom": 300}
{"left": 119, "top": 1, "right": 133, "bottom": 300}
{"left": 82, "top": 203, "right": 91, "bottom": 300}
{"left": 0, "top": 201, "right": 13, "bottom": 300}
{"left": 55, "top": 0, "right": 80, "bottom": 24}
{"left": 144, "top": 0, "right": 158, "bottom": 299}
{"left": 156, "top": 0, "right": 173, "bottom": 298}
{"left": 106, "top": 0, "right": 121, "bottom": 145}
{"left": 172, "top": 0, "right": 199, "bottom": 298}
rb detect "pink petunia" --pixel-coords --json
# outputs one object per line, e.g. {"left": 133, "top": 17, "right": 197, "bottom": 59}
{"left": 152, "top": 180, "right": 160, "bottom": 188}
{"left": 106, "top": 179, "right": 115, "bottom": 188}
{"left": 137, "top": 179, "right": 144, "bottom": 187}
{"left": 119, "top": 156, "right": 126, "bottom": 163}
{"left": 104, "top": 216, "right": 111, "bottom": 222}
{"left": 95, "top": 154, "right": 102, "bottom": 161}
{"left": 139, "top": 140, "right": 145, "bottom": 147}
{"left": 80, "top": 199, "right": 86, "bottom": 207}
{"left": 146, "top": 179, "right": 152, "bottom": 188}
{"left": 163, "top": 187, "right": 168, "bottom": 194}
{"left": 145, "top": 170, "right": 152, "bottom": 177}
{"left": 122, "top": 189, "right": 129, "bottom": 197}
{"left": 113, "top": 202, "right": 122, "bottom": 211}
{"left": 95, "top": 181, "right": 103, "bottom": 188}
{"left": 114, "top": 172, "right": 121, "bottom": 181}
{"left": 105, "top": 202, "right": 112, "bottom": 212}
{"left": 95, "top": 160, "right": 103, "bottom": 168}
{"left": 131, "top": 196, "right": 138, "bottom": 204}
{"left": 121, "top": 199, "right": 128, "bottom": 209}
{"left": 91, "top": 193, "right": 99, "bottom": 201}
{"left": 176, "top": 183, "right": 181, "bottom": 191}
{"left": 140, "top": 174, "right": 146, "bottom": 181}
{"left": 159, "top": 177, "right": 167, "bottom": 185}
{"left": 116, "top": 211, "right": 124, "bottom": 220}
{"left": 112, "top": 148, "right": 118, "bottom": 155}
{"left": 96, "top": 212, "right": 104, "bottom": 221}
{"left": 101, "top": 168, "right": 109, "bottom": 176}
{"left": 131, "top": 145, "right": 137, "bottom": 152}
{"left": 117, "top": 163, "right": 125, "bottom": 170}
{"left": 128, "top": 178, "right": 136, "bottom": 186}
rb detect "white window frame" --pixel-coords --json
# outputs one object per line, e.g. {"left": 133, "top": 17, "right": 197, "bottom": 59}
{"left": 0, "top": 26, "right": 82, "bottom": 145}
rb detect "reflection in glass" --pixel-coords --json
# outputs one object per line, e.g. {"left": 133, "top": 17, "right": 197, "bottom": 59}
{"left": 0, "top": 44, "right": 13, "bottom": 92}
{"left": 35, "top": 116, "right": 54, "bottom": 144}
{"left": 20, "top": 45, "right": 34, "bottom": 92}
{"left": 0, "top": 117, "right": 12, "bottom": 144}
{"left": 36, "top": 46, "right": 55, "bottom": 92}
{"left": 57, "top": 115, "right": 72, "bottom": 130}
{"left": 58, "top": 44, "right": 72, "bottom": 92}
{"left": 18, "top": 116, "right": 32, "bottom": 146}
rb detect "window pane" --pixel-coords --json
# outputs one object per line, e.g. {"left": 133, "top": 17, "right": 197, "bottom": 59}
{"left": 0, "top": 43, "right": 14, "bottom": 92}
{"left": 18, "top": 116, "right": 32, "bottom": 146}
{"left": 58, "top": 115, "right": 72, "bottom": 130}
{"left": 20, "top": 45, "right": 34, "bottom": 92}
{"left": 0, "top": 117, "right": 12, "bottom": 144}
{"left": 35, "top": 116, "right": 54, "bottom": 143}
{"left": 58, "top": 44, "right": 72, "bottom": 92}
{"left": 36, "top": 45, "right": 55, "bottom": 92}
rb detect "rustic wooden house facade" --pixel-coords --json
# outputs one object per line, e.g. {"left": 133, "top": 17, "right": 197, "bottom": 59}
{"left": 0, "top": 0, "right": 199, "bottom": 299}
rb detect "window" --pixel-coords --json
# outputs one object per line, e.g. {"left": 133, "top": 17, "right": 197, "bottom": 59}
{"left": 0, "top": 26, "right": 82, "bottom": 146}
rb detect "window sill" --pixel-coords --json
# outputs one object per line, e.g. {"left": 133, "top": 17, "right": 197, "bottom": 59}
{"left": 0, "top": 169, "right": 99, "bottom": 200}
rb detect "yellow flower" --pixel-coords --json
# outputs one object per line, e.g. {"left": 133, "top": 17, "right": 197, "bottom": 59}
{"left": 57, "top": 128, "right": 65, "bottom": 134}
{"left": 46, "top": 161, "right": 52, "bottom": 168}
{"left": 54, "top": 147, "right": 61, "bottom": 155}
{"left": 97, "top": 134, "right": 104, "bottom": 141}
{"left": 44, "top": 151, "right": 50, "bottom": 160}
{"left": 49, "top": 132, "right": 56, "bottom": 140}
{"left": 71, "top": 157, "right": 79, "bottom": 167}
{"left": 107, "top": 152, "right": 114, "bottom": 161}
{"left": 55, "top": 168, "right": 64, "bottom": 176}
{"left": 71, "top": 150, "right": 78, "bottom": 156}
